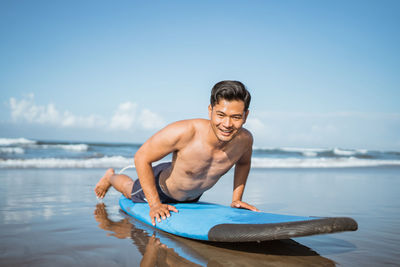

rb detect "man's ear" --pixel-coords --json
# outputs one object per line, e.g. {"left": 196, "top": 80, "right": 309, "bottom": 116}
{"left": 243, "top": 110, "right": 250, "bottom": 124}
{"left": 208, "top": 105, "right": 212, "bottom": 119}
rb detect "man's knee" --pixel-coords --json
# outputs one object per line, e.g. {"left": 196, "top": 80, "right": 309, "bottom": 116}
{"left": 123, "top": 180, "right": 134, "bottom": 198}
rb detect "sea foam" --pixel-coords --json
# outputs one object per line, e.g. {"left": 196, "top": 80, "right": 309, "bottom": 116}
{"left": 251, "top": 157, "right": 400, "bottom": 168}
{"left": 0, "top": 147, "right": 25, "bottom": 154}
{"left": 2, "top": 156, "right": 400, "bottom": 169}
{"left": 0, "top": 156, "right": 133, "bottom": 169}
{"left": 0, "top": 138, "right": 36, "bottom": 146}
{"left": 38, "top": 144, "right": 89, "bottom": 152}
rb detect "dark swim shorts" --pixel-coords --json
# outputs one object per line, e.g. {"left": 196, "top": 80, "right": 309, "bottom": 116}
{"left": 130, "top": 162, "right": 202, "bottom": 203}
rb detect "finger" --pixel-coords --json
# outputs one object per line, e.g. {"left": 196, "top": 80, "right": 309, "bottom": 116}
{"left": 242, "top": 202, "right": 260, "bottom": 212}
{"left": 241, "top": 202, "right": 252, "bottom": 209}
{"left": 247, "top": 205, "right": 258, "bottom": 211}
{"left": 241, "top": 202, "right": 250, "bottom": 208}
{"left": 160, "top": 210, "right": 167, "bottom": 220}
{"left": 151, "top": 216, "right": 156, "bottom": 226}
{"left": 164, "top": 209, "right": 171, "bottom": 218}
{"left": 252, "top": 206, "right": 260, "bottom": 212}
{"left": 168, "top": 205, "right": 178, "bottom": 213}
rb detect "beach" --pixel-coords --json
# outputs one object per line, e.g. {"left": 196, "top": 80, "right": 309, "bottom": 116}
{"left": 1, "top": 166, "right": 399, "bottom": 266}
{"left": 2, "top": 0, "right": 399, "bottom": 264}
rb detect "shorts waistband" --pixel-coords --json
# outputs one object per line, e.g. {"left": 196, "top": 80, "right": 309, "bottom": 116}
{"left": 131, "top": 162, "right": 202, "bottom": 203}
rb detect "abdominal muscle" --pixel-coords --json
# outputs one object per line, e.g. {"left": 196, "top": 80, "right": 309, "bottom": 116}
{"left": 159, "top": 157, "right": 233, "bottom": 201}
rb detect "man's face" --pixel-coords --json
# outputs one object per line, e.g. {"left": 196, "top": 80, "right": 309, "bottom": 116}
{"left": 208, "top": 99, "right": 249, "bottom": 143}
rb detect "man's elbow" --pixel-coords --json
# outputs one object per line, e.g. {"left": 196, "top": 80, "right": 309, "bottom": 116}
{"left": 134, "top": 151, "right": 152, "bottom": 168}
{"left": 134, "top": 151, "right": 144, "bottom": 167}
{"left": 133, "top": 150, "right": 144, "bottom": 166}
{"left": 236, "top": 160, "right": 251, "bottom": 168}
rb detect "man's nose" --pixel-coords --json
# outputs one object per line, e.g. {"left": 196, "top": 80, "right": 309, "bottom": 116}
{"left": 222, "top": 117, "right": 232, "bottom": 127}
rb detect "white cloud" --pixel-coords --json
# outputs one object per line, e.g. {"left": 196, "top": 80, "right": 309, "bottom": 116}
{"left": 245, "top": 118, "right": 265, "bottom": 132}
{"left": 110, "top": 102, "right": 137, "bottom": 130}
{"left": 245, "top": 116, "right": 285, "bottom": 142}
{"left": 9, "top": 94, "right": 105, "bottom": 128}
{"left": 8, "top": 94, "right": 165, "bottom": 132}
{"left": 10, "top": 94, "right": 59, "bottom": 124}
{"left": 61, "top": 111, "right": 105, "bottom": 128}
{"left": 138, "top": 109, "right": 165, "bottom": 130}
{"left": 260, "top": 111, "right": 400, "bottom": 149}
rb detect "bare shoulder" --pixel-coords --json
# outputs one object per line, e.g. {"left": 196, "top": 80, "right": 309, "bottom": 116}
{"left": 169, "top": 118, "right": 209, "bottom": 132}
{"left": 237, "top": 127, "right": 254, "bottom": 146}
{"left": 165, "top": 118, "right": 207, "bottom": 133}
{"left": 191, "top": 118, "right": 210, "bottom": 129}
{"left": 235, "top": 128, "right": 253, "bottom": 163}
{"left": 154, "top": 119, "right": 201, "bottom": 146}
{"left": 138, "top": 119, "right": 200, "bottom": 159}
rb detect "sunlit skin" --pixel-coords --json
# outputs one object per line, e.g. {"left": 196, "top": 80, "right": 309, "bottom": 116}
{"left": 95, "top": 98, "right": 259, "bottom": 226}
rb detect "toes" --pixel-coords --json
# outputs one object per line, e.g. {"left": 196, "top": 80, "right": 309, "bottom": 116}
{"left": 106, "top": 168, "right": 115, "bottom": 176}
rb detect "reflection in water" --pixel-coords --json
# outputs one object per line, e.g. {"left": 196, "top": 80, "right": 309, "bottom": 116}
{"left": 94, "top": 203, "right": 336, "bottom": 266}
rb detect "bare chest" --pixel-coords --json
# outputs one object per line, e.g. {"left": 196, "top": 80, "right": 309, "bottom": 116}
{"left": 172, "top": 143, "right": 242, "bottom": 180}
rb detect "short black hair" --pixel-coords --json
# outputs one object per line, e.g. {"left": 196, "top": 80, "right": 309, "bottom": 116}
{"left": 210, "top": 80, "right": 251, "bottom": 111}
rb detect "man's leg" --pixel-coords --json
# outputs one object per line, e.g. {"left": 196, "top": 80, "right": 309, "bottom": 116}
{"left": 94, "top": 168, "right": 134, "bottom": 199}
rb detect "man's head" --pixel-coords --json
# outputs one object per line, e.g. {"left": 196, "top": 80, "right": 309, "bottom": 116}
{"left": 208, "top": 81, "right": 251, "bottom": 143}
{"left": 210, "top": 80, "right": 251, "bottom": 112}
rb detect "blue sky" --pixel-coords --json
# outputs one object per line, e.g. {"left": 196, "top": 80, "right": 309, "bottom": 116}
{"left": 1, "top": 0, "right": 399, "bottom": 150}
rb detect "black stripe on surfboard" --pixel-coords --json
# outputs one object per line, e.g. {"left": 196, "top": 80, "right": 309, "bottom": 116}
{"left": 207, "top": 217, "right": 358, "bottom": 242}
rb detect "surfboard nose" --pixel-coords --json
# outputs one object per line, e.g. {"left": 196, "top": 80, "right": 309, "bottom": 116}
{"left": 207, "top": 217, "right": 358, "bottom": 242}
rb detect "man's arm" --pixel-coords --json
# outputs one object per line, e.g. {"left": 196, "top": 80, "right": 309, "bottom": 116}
{"left": 231, "top": 134, "right": 259, "bottom": 212}
{"left": 134, "top": 120, "right": 194, "bottom": 225}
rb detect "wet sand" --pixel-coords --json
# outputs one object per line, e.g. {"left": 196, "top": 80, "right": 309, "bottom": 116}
{"left": 0, "top": 167, "right": 399, "bottom": 266}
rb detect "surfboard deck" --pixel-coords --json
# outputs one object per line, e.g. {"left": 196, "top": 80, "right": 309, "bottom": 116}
{"left": 119, "top": 196, "right": 358, "bottom": 242}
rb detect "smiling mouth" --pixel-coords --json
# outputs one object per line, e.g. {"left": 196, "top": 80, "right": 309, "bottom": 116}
{"left": 219, "top": 128, "right": 234, "bottom": 136}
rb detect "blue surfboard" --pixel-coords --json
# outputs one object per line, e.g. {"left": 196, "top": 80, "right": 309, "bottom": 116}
{"left": 119, "top": 196, "right": 357, "bottom": 242}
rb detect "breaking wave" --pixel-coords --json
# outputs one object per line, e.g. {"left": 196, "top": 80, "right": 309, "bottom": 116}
{"left": 0, "top": 138, "right": 36, "bottom": 146}
{"left": 251, "top": 157, "right": 400, "bottom": 168}
{"left": 1, "top": 156, "right": 400, "bottom": 169}
{"left": 0, "top": 156, "right": 133, "bottom": 169}
{"left": 1, "top": 138, "right": 399, "bottom": 169}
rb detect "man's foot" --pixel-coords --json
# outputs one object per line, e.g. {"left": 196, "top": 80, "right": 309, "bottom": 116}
{"left": 95, "top": 168, "right": 114, "bottom": 199}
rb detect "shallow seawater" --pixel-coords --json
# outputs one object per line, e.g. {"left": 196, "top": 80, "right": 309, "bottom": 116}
{"left": 0, "top": 168, "right": 399, "bottom": 266}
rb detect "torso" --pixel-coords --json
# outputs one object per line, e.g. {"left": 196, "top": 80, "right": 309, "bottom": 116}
{"left": 158, "top": 119, "right": 252, "bottom": 201}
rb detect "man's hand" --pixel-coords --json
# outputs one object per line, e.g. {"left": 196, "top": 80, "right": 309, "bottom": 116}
{"left": 231, "top": 200, "right": 260, "bottom": 212}
{"left": 149, "top": 203, "right": 178, "bottom": 226}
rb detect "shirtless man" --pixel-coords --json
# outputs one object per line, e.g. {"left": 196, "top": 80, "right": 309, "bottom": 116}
{"left": 95, "top": 80, "right": 259, "bottom": 226}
